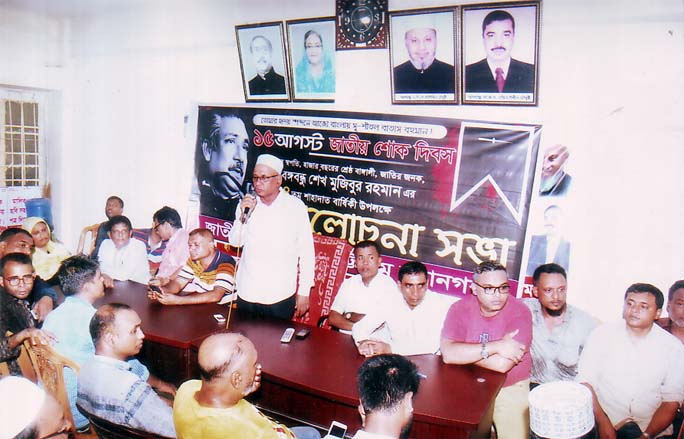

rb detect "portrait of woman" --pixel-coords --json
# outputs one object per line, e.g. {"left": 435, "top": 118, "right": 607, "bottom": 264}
{"left": 287, "top": 18, "right": 335, "bottom": 101}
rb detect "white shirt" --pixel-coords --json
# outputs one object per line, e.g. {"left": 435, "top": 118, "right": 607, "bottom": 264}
{"left": 331, "top": 273, "right": 399, "bottom": 315}
{"left": 229, "top": 188, "right": 315, "bottom": 304}
{"left": 577, "top": 321, "right": 684, "bottom": 433}
{"left": 97, "top": 238, "right": 150, "bottom": 284}
{"left": 351, "top": 431, "right": 397, "bottom": 439}
{"left": 352, "top": 290, "right": 458, "bottom": 356}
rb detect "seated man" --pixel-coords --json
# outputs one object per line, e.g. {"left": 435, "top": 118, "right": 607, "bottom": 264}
{"left": 657, "top": 280, "right": 684, "bottom": 344}
{"left": 132, "top": 226, "right": 168, "bottom": 274}
{"left": 150, "top": 206, "right": 190, "bottom": 284}
{"left": 351, "top": 261, "right": 457, "bottom": 356}
{"left": 148, "top": 228, "right": 235, "bottom": 305}
{"left": 78, "top": 303, "right": 177, "bottom": 438}
{"left": 173, "top": 332, "right": 320, "bottom": 439}
{"left": 523, "top": 263, "right": 596, "bottom": 385}
{"left": 0, "top": 376, "right": 72, "bottom": 439}
{"left": 0, "top": 228, "right": 57, "bottom": 321}
{"left": 91, "top": 195, "right": 124, "bottom": 257}
{"left": 440, "top": 261, "right": 532, "bottom": 439}
{"left": 354, "top": 354, "right": 420, "bottom": 439}
{"left": 1, "top": 254, "right": 54, "bottom": 375}
{"left": 578, "top": 283, "right": 684, "bottom": 438}
{"left": 97, "top": 215, "right": 150, "bottom": 286}
{"left": 328, "top": 240, "right": 398, "bottom": 333}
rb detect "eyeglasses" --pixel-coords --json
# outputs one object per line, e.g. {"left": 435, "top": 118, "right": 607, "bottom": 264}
{"left": 472, "top": 281, "right": 510, "bottom": 296}
{"left": 5, "top": 274, "right": 35, "bottom": 286}
{"left": 153, "top": 222, "right": 163, "bottom": 232}
{"left": 252, "top": 174, "right": 279, "bottom": 183}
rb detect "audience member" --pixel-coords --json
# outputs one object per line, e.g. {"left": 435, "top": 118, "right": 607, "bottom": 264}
{"left": 173, "top": 332, "right": 320, "bottom": 439}
{"left": 22, "top": 217, "right": 70, "bottom": 282}
{"left": 328, "top": 240, "right": 398, "bottom": 333}
{"left": 352, "top": 261, "right": 456, "bottom": 356}
{"left": 78, "top": 303, "right": 177, "bottom": 437}
{"left": 0, "top": 376, "right": 72, "bottom": 439}
{"left": 658, "top": 280, "right": 684, "bottom": 344}
{"left": 0, "top": 254, "right": 54, "bottom": 375}
{"left": 228, "top": 154, "right": 315, "bottom": 320}
{"left": 91, "top": 195, "right": 124, "bottom": 257}
{"left": 440, "top": 261, "right": 532, "bottom": 439}
{"left": 524, "top": 263, "right": 596, "bottom": 385}
{"left": 354, "top": 354, "right": 420, "bottom": 439}
{"left": 577, "top": 283, "right": 684, "bottom": 438}
{"left": 150, "top": 206, "right": 190, "bottom": 284}
{"left": 148, "top": 228, "right": 235, "bottom": 305}
{"left": 131, "top": 226, "right": 167, "bottom": 272}
{"left": 0, "top": 228, "right": 57, "bottom": 322}
{"left": 97, "top": 215, "right": 149, "bottom": 286}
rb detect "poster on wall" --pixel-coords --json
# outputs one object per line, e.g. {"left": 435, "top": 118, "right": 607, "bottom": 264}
{"left": 193, "top": 106, "right": 541, "bottom": 297}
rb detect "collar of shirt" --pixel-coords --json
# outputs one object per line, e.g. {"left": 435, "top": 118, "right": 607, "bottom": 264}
{"left": 92, "top": 354, "right": 132, "bottom": 371}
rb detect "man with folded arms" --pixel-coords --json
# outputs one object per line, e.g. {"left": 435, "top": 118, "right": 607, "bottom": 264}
{"left": 229, "top": 154, "right": 315, "bottom": 320}
{"left": 173, "top": 332, "right": 320, "bottom": 439}
{"left": 440, "top": 261, "right": 532, "bottom": 439}
{"left": 577, "top": 283, "right": 684, "bottom": 439}
{"left": 97, "top": 215, "right": 150, "bottom": 286}
{"left": 147, "top": 228, "right": 235, "bottom": 305}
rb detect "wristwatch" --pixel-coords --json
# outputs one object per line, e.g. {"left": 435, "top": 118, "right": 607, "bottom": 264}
{"left": 345, "top": 312, "right": 353, "bottom": 320}
{"left": 480, "top": 342, "right": 490, "bottom": 360}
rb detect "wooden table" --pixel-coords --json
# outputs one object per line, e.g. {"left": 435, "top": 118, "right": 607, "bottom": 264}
{"left": 100, "top": 281, "right": 505, "bottom": 439}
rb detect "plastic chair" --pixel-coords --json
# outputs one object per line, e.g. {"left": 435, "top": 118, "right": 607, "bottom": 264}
{"left": 77, "top": 404, "right": 175, "bottom": 439}
{"left": 76, "top": 222, "right": 101, "bottom": 255}
{"left": 22, "top": 340, "right": 80, "bottom": 430}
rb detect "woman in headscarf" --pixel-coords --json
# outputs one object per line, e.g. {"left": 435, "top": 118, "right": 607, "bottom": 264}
{"left": 22, "top": 217, "right": 70, "bottom": 283}
{"left": 295, "top": 29, "right": 335, "bottom": 94}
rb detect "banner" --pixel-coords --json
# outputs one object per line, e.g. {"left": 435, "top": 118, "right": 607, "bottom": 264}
{"left": 194, "top": 106, "right": 541, "bottom": 296}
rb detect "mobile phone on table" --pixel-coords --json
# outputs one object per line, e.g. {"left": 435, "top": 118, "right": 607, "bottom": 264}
{"left": 280, "top": 328, "right": 295, "bottom": 343}
{"left": 325, "top": 421, "right": 347, "bottom": 439}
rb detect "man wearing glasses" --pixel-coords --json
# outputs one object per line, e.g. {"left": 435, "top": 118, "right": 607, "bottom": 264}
{"left": 149, "top": 206, "right": 190, "bottom": 286}
{"left": 228, "top": 154, "right": 315, "bottom": 320}
{"left": 524, "top": 263, "right": 596, "bottom": 387}
{"left": 440, "top": 261, "right": 532, "bottom": 439}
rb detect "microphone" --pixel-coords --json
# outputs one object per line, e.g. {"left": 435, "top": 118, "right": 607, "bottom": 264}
{"left": 240, "top": 184, "right": 256, "bottom": 224}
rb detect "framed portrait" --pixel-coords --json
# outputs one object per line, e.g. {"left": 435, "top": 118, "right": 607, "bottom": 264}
{"left": 461, "top": 2, "right": 540, "bottom": 106}
{"left": 286, "top": 17, "right": 336, "bottom": 102}
{"left": 236, "top": 22, "right": 291, "bottom": 102}
{"left": 389, "top": 8, "right": 458, "bottom": 105}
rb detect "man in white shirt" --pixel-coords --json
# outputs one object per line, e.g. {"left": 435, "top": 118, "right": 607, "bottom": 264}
{"left": 352, "top": 261, "right": 457, "bottom": 356}
{"left": 328, "top": 240, "right": 398, "bottom": 333}
{"left": 577, "top": 283, "right": 684, "bottom": 438}
{"left": 97, "top": 215, "right": 150, "bottom": 286}
{"left": 228, "top": 154, "right": 315, "bottom": 320}
{"left": 353, "top": 354, "right": 420, "bottom": 439}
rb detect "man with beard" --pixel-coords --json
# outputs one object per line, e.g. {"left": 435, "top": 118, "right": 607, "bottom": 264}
{"left": 440, "top": 261, "right": 532, "bottom": 439}
{"left": 524, "top": 263, "right": 596, "bottom": 387}
{"left": 353, "top": 354, "right": 421, "bottom": 439}
{"left": 248, "top": 35, "right": 286, "bottom": 95}
{"left": 198, "top": 114, "right": 250, "bottom": 220}
{"left": 393, "top": 26, "right": 455, "bottom": 94}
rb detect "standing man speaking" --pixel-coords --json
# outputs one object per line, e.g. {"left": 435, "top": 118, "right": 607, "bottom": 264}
{"left": 228, "top": 154, "right": 315, "bottom": 320}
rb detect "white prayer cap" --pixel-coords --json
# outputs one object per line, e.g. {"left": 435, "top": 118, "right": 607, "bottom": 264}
{"left": 255, "top": 154, "right": 283, "bottom": 174}
{"left": 0, "top": 376, "right": 47, "bottom": 439}
{"left": 529, "top": 381, "right": 594, "bottom": 439}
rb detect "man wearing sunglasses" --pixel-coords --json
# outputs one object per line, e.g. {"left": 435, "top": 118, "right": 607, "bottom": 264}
{"left": 440, "top": 261, "right": 532, "bottom": 439}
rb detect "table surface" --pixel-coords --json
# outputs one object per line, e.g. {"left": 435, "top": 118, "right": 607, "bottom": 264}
{"left": 101, "top": 281, "right": 505, "bottom": 431}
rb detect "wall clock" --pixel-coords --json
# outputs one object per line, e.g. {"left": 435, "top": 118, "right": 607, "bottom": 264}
{"left": 336, "top": 0, "right": 388, "bottom": 50}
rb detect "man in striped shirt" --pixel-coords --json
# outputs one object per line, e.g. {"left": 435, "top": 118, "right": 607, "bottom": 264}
{"left": 148, "top": 228, "right": 235, "bottom": 305}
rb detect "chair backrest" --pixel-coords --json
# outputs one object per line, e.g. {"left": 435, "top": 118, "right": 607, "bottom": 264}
{"left": 77, "top": 222, "right": 101, "bottom": 255}
{"left": 22, "top": 340, "right": 80, "bottom": 429}
{"left": 292, "top": 234, "right": 352, "bottom": 328}
{"left": 77, "top": 403, "right": 175, "bottom": 439}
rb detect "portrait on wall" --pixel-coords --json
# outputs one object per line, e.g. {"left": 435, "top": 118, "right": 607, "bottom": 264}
{"left": 286, "top": 18, "right": 336, "bottom": 102}
{"left": 236, "top": 22, "right": 291, "bottom": 102}
{"left": 524, "top": 201, "right": 571, "bottom": 277}
{"left": 462, "top": 2, "right": 540, "bottom": 106}
{"left": 193, "top": 107, "right": 258, "bottom": 221}
{"left": 389, "top": 8, "right": 458, "bottom": 105}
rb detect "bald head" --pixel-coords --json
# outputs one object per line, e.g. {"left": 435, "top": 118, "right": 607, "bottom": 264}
{"left": 198, "top": 333, "right": 256, "bottom": 382}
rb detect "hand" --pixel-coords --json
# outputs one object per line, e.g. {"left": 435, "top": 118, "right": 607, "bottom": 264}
{"left": 357, "top": 340, "right": 391, "bottom": 357}
{"left": 18, "top": 328, "right": 56, "bottom": 346}
{"left": 347, "top": 312, "right": 365, "bottom": 323}
{"left": 149, "top": 277, "right": 167, "bottom": 287}
{"left": 295, "top": 295, "right": 309, "bottom": 318}
{"left": 494, "top": 329, "right": 525, "bottom": 363}
{"left": 31, "top": 296, "right": 54, "bottom": 322}
{"left": 240, "top": 194, "right": 257, "bottom": 216}
{"left": 252, "top": 363, "right": 262, "bottom": 392}
{"left": 154, "top": 290, "right": 181, "bottom": 305}
{"left": 102, "top": 274, "right": 115, "bottom": 289}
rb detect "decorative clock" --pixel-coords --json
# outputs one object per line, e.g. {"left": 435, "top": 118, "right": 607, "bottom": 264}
{"left": 336, "top": 0, "right": 388, "bottom": 50}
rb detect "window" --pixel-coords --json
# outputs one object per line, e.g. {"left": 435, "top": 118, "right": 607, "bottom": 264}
{"left": 0, "top": 89, "right": 46, "bottom": 187}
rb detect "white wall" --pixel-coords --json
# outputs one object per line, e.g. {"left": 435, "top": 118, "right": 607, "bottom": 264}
{"left": 1, "top": 0, "right": 682, "bottom": 321}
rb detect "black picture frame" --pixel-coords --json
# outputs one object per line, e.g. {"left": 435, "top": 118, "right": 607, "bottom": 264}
{"left": 461, "top": 1, "right": 541, "bottom": 106}
{"left": 236, "top": 21, "right": 291, "bottom": 102}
